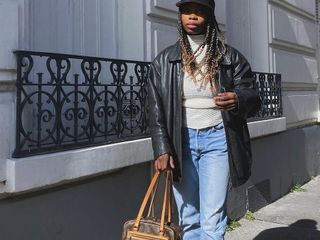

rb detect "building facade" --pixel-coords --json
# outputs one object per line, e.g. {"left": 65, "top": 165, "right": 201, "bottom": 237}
{"left": 0, "top": 0, "right": 319, "bottom": 239}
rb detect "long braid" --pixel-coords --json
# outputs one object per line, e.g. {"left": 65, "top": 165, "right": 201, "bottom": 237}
{"left": 178, "top": 13, "right": 207, "bottom": 76}
{"left": 178, "top": 12, "right": 226, "bottom": 93}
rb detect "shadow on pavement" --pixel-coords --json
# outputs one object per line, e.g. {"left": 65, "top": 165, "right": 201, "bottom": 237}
{"left": 253, "top": 219, "right": 320, "bottom": 240}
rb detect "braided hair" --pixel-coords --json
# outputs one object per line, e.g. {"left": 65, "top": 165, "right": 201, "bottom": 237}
{"left": 178, "top": 9, "right": 226, "bottom": 92}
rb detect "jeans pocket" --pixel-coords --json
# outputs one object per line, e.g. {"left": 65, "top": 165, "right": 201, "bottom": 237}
{"left": 213, "top": 121, "right": 224, "bottom": 131}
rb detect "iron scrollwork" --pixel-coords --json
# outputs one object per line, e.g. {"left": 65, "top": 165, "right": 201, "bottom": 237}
{"left": 14, "top": 51, "right": 149, "bottom": 157}
{"left": 14, "top": 51, "right": 281, "bottom": 157}
{"left": 249, "top": 72, "right": 282, "bottom": 121}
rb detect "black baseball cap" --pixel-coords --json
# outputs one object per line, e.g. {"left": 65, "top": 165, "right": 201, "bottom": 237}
{"left": 176, "top": 0, "right": 215, "bottom": 10}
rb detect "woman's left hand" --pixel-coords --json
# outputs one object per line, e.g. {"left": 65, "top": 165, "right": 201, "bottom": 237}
{"left": 214, "top": 92, "right": 238, "bottom": 111}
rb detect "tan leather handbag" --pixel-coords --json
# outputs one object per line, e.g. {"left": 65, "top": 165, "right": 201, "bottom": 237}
{"left": 122, "top": 170, "right": 181, "bottom": 240}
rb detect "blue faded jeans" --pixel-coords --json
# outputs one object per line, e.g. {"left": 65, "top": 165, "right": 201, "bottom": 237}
{"left": 173, "top": 121, "right": 229, "bottom": 240}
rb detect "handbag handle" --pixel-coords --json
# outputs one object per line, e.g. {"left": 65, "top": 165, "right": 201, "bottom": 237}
{"left": 146, "top": 171, "right": 173, "bottom": 224}
{"left": 146, "top": 175, "right": 160, "bottom": 217}
{"left": 133, "top": 170, "right": 173, "bottom": 235}
{"left": 159, "top": 170, "right": 172, "bottom": 235}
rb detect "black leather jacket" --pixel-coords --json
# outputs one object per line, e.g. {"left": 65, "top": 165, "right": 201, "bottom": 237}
{"left": 147, "top": 41, "right": 261, "bottom": 187}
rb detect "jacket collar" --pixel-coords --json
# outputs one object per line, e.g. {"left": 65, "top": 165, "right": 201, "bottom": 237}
{"left": 168, "top": 41, "right": 182, "bottom": 63}
{"left": 168, "top": 41, "right": 232, "bottom": 65}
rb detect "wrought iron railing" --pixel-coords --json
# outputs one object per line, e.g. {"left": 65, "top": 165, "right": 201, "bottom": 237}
{"left": 249, "top": 72, "right": 282, "bottom": 121}
{"left": 14, "top": 51, "right": 282, "bottom": 157}
{"left": 14, "top": 51, "right": 149, "bottom": 157}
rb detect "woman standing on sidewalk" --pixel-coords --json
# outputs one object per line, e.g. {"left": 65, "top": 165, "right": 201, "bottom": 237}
{"left": 147, "top": 0, "right": 261, "bottom": 239}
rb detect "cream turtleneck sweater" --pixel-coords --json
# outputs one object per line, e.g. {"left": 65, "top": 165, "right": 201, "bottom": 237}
{"left": 182, "top": 34, "right": 222, "bottom": 129}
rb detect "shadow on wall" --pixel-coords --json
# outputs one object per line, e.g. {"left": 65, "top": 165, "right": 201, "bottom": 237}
{"left": 284, "top": 97, "right": 320, "bottom": 179}
{"left": 237, "top": 40, "right": 320, "bottom": 214}
{"left": 0, "top": 163, "right": 151, "bottom": 240}
{"left": 227, "top": 124, "right": 320, "bottom": 220}
{"left": 253, "top": 219, "right": 320, "bottom": 240}
{"left": 251, "top": 125, "right": 319, "bottom": 202}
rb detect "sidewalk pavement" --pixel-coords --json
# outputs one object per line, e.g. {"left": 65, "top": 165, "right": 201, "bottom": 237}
{"left": 225, "top": 176, "right": 320, "bottom": 240}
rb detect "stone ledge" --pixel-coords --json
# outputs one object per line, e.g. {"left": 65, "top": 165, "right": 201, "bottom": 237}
{"left": 286, "top": 118, "right": 319, "bottom": 129}
{"left": 248, "top": 117, "right": 287, "bottom": 139}
{"left": 2, "top": 117, "right": 290, "bottom": 195}
{"left": 3, "top": 138, "right": 153, "bottom": 194}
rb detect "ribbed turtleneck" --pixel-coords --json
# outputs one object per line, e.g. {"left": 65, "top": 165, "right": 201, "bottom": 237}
{"left": 182, "top": 34, "right": 222, "bottom": 129}
{"left": 187, "top": 34, "right": 207, "bottom": 64}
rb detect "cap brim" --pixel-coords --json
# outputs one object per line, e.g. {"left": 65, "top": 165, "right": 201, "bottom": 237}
{"left": 176, "top": 0, "right": 213, "bottom": 9}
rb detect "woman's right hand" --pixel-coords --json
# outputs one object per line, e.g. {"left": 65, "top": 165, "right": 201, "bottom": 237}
{"left": 154, "top": 153, "right": 175, "bottom": 172}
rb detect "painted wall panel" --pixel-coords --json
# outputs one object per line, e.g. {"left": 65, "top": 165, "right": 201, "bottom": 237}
{"left": 269, "top": 1, "right": 319, "bottom": 127}
{"left": 30, "top": 0, "right": 72, "bottom": 52}
{"left": 83, "top": 0, "right": 100, "bottom": 56}
{"left": 282, "top": 0, "right": 315, "bottom": 15}
{"left": 0, "top": 1, "right": 19, "bottom": 71}
{"left": 227, "top": 0, "right": 273, "bottom": 72}
{"left": 249, "top": 0, "right": 269, "bottom": 72}
{"left": 154, "top": 0, "right": 176, "bottom": 11}
{"left": 118, "top": 0, "right": 145, "bottom": 60}
{"left": 0, "top": 92, "right": 15, "bottom": 182}
{"left": 28, "top": 0, "right": 117, "bottom": 58}
{"left": 100, "top": 0, "right": 117, "bottom": 58}
{"left": 226, "top": 0, "right": 271, "bottom": 72}
{"left": 272, "top": 49, "right": 318, "bottom": 84}
{"left": 225, "top": 0, "right": 252, "bottom": 63}
{"left": 271, "top": 6, "right": 317, "bottom": 49}
{"left": 151, "top": 23, "right": 178, "bottom": 59}
{"left": 283, "top": 93, "right": 319, "bottom": 125}
{"left": 146, "top": 0, "right": 177, "bottom": 23}
{"left": 214, "top": 0, "right": 227, "bottom": 25}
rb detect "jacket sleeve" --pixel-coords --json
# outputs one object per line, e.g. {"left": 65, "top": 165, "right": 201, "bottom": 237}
{"left": 146, "top": 58, "right": 172, "bottom": 160}
{"left": 231, "top": 49, "right": 261, "bottom": 119}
